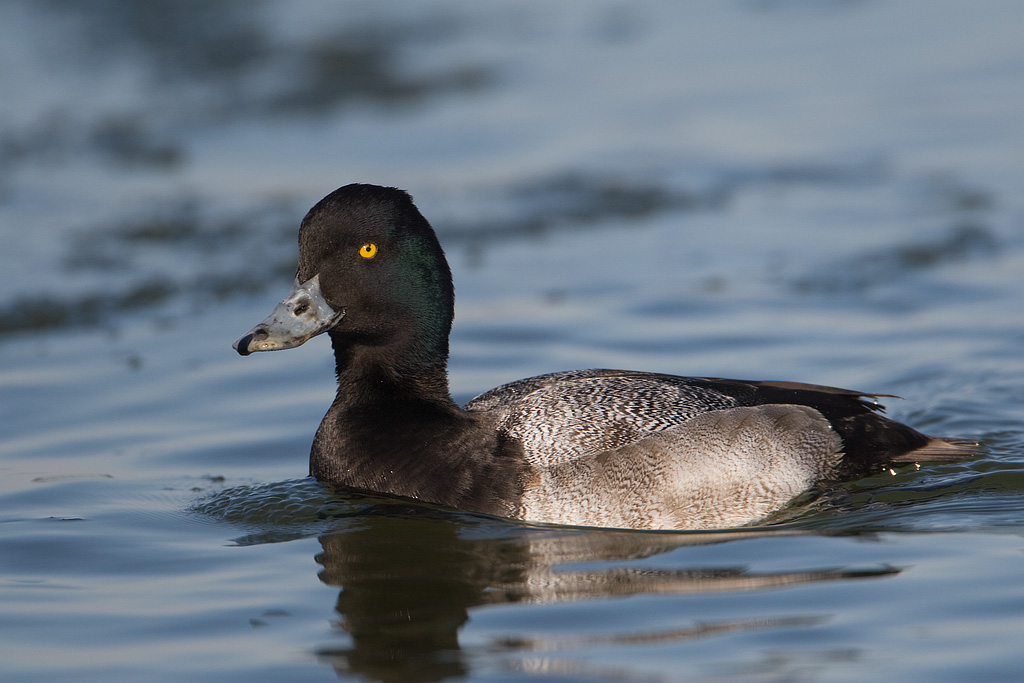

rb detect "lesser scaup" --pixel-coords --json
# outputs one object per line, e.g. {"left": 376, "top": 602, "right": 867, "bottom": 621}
{"left": 234, "top": 184, "right": 977, "bottom": 530}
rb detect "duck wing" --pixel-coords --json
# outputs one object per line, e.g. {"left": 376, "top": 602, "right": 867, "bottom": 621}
{"left": 466, "top": 369, "right": 740, "bottom": 469}
{"left": 466, "top": 369, "right": 976, "bottom": 477}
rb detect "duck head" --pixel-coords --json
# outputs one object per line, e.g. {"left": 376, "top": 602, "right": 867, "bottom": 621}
{"left": 234, "top": 184, "right": 454, "bottom": 369}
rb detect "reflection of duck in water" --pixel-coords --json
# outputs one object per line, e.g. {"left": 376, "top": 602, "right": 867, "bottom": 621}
{"left": 235, "top": 184, "right": 977, "bottom": 530}
{"left": 313, "top": 512, "right": 897, "bottom": 680}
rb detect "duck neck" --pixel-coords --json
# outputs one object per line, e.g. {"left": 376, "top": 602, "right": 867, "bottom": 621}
{"left": 328, "top": 329, "right": 459, "bottom": 413}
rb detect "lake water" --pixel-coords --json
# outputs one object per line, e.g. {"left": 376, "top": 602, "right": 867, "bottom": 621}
{"left": 1, "top": 1, "right": 1022, "bottom": 681}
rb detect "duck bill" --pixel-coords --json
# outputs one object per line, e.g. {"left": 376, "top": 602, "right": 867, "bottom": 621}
{"left": 233, "top": 274, "right": 344, "bottom": 356}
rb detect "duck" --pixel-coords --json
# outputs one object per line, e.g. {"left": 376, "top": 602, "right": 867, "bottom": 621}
{"left": 234, "top": 183, "right": 977, "bottom": 530}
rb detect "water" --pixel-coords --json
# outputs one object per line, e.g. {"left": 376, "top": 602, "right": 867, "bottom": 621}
{"left": 2, "top": 1, "right": 1023, "bottom": 681}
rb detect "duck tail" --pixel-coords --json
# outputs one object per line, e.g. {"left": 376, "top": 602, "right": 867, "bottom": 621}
{"left": 889, "top": 436, "right": 983, "bottom": 463}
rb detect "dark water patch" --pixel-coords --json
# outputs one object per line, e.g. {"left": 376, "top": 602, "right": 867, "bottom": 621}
{"left": 62, "top": 198, "right": 301, "bottom": 285}
{"left": 894, "top": 223, "right": 998, "bottom": 268}
{"left": 441, "top": 171, "right": 723, "bottom": 244}
{"left": 913, "top": 174, "right": 997, "bottom": 214}
{"left": 1, "top": 112, "right": 77, "bottom": 168}
{"left": 439, "top": 158, "right": 890, "bottom": 250}
{"left": 67, "top": 202, "right": 234, "bottom": 257}
{"left": 265, "top": 30, "right": 493, "bottom": 118}
{"left": 90, "top": 115, "right": 185, "bottom": 169}
{"left": 0, "top": 200, "right": 297, "bottom": 337}
{"left": 793, "top": 222, "right": 1001, "bottom": 294}
{"left": 0, "top": 111, "right": 185, "bottom": 174}
{"left": 0, "top": 270, "right": 292, "bottom": 337}
{"left": 0, "top": 279, "right": 177, "bottom": 335}
{"left": 56, "top": 0, "right": 492, "bottom": 114}
{"left": 513, "top": 172, "right": 713, "bottom": 224}
{"left": 723, "top": 155, "right": 888, "bottom": 190}
{"left": 39, "top": 0, "right": 273, "bottom": 83}
{"left": 786, "top": 169, "right": 1004, "bottom": 297}
{"left": 0, "top": 273, "right": 265, "bottom": 337}
{"left": 11, "top": 0, "right": 494, "bottom": 169}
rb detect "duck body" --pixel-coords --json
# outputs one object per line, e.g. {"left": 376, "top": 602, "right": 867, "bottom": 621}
{"left": 235, "top": 184, "right": 976, "bottom": 530}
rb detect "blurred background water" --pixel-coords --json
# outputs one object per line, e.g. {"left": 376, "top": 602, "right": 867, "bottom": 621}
{"left": 1, "top": 1, "right": 1022, "bottom": 681}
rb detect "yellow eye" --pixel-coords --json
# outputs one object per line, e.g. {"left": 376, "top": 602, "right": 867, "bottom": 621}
{"left": 359, "top": 242, "right": 378, "bottom": 259}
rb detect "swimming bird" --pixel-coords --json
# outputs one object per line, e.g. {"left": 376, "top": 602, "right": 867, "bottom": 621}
{"left": 234, "top": 184, "right": 977, "bottom": 530}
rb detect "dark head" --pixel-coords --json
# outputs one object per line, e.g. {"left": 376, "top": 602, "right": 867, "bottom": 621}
{"left": 234, "top": 184, "right": 455, "bottom": 374}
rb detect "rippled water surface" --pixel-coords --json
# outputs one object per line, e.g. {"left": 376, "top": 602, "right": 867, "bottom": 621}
{"left": 2, "top": 2, "right": 1022, "bottom": 681}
